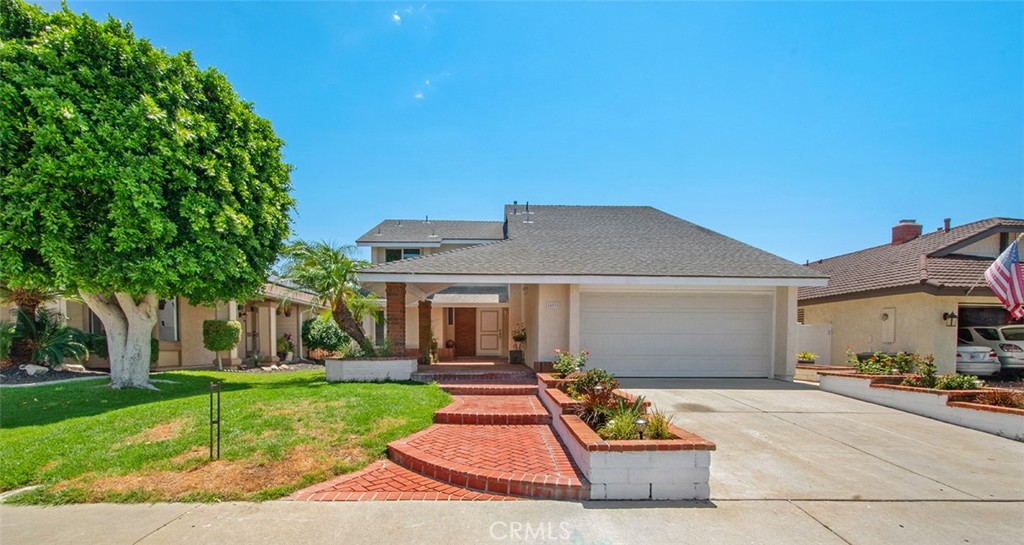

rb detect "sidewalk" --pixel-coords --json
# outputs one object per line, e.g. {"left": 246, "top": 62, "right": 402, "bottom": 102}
{"left": 3, "top": 499, "right": 1022, "bottom": 545}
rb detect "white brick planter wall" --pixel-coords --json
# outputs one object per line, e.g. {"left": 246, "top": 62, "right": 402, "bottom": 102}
{"left": 538, "top": 382, "right": 715, "bottom": 500}
{"left": 819, "top": 373, "right": 1024, "bottom": 440}
{"left": 325, "top": 358, "right": 417, "bottom": 382}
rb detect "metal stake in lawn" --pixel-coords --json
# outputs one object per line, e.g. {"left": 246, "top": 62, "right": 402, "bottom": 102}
{"left": 209, "top": 382, "right": 221, "bottom": 460}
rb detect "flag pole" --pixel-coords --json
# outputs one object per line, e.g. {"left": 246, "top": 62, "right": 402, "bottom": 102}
{"left": 964, "top": 233, "right": 1024, "bottom": 296}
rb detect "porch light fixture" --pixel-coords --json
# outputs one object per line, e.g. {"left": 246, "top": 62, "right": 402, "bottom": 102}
{"left": 943, "top": 311, "right": 958, "bottom": 327}
{"left": 635, "top": 418, "right": 648, "bottom": 440}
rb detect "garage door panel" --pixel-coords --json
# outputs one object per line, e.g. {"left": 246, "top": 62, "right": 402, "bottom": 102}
{"left": 580, "top": 292, "right": 772, "bottom": 377}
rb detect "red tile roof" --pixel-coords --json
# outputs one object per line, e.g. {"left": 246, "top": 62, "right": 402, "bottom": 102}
{"left": 798, "top": 218, "right": 1024, "bottom": 302}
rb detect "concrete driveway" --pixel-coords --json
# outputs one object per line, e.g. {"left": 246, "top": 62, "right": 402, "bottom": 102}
{"left": 620, "top": 378, "right": 1024, "bottom": 502}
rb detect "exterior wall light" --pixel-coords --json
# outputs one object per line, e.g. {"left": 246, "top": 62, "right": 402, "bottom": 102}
{"left": 943, "top": 312, "right": 958, "bottom": 327}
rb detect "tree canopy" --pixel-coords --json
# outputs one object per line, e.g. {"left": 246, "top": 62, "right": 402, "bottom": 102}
{"left": 0, "top": 0, "right": 294, "bottom": 304}
{"left": 0, "top": 0, "right": 294, "bottom": 387}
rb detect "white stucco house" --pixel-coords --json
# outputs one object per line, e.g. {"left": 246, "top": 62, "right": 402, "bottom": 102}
{"left": 356, "top": 204, "right": 828, "bottom": 380}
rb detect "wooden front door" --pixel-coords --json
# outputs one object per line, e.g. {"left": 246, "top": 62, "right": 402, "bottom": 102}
{"left": 454, "top": 308, "right": 476, "bottom": 357}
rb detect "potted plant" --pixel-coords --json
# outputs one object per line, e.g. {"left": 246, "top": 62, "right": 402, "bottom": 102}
{"left": 276, "top": 332, "right": 295, "bottom": 361}
{"left": 797, "top": 351, "right": 817, "bottom": 364}
{"left": 510, "top": 323, "right": 527, "bottom": 364}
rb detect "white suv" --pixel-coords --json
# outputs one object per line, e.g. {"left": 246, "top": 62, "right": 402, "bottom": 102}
{"left": 958, "top": 326, "right": 1024, "bottom": 373}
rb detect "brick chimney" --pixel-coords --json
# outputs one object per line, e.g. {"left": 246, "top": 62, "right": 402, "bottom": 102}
{"left": 892, "top": 219, "right": 923, "bottom": 245}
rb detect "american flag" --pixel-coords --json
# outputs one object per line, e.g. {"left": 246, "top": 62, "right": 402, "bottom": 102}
{"left": 985, "top": 239, "right": 1024, "bottom": 320}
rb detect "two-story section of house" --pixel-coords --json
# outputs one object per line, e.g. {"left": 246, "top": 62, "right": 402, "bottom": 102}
{"left": 356, "top": 218, "right": 508, "bottom": 359}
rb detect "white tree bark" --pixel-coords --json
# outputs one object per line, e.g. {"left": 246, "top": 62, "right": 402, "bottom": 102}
{"left": 80, "top": 291, "right": 159, "bottom": 390}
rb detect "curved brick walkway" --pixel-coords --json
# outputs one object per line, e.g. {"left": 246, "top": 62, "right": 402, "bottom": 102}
{"left": 288, "top": 461, "right": 516, "bottom": 501}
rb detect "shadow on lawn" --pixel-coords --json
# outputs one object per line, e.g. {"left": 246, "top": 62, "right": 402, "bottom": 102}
{"left": 0, "top": 372, "right": 290, "bottom": 428}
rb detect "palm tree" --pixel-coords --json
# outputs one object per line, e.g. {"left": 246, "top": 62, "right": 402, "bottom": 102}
{"left": 0, "top": 282, "right": 62, "bottom": 365}
{"left": 279, "top": 241, "right": 377, "bottom": 354}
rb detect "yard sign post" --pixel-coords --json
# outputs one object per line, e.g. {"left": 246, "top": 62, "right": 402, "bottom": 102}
{"left": 209, "top": 382, "right": 221, "bottom": 460}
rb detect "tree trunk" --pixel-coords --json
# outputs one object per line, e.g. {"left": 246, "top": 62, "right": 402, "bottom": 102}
{"left": 80, "top": 291, "right": 159, "bottom": 389}
{"left": 332, "top": 303, "right": 374, "bottom": 355}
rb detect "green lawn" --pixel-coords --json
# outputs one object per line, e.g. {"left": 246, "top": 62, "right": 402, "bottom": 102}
{"left": 0, "top": 370, "right": 449, "bottom": 504}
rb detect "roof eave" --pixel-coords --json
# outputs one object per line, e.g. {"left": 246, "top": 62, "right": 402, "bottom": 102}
{"left": 357, "top": 272, "right": 829, "bottom": 288}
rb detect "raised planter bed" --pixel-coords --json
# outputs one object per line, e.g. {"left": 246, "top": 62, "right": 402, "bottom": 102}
{"left": 325, "top": 358, "right": 417, "bottom": 382}
{"left": 818, "top": 371, "right": 1024, "bottom": 440}
{"left": 794, "top": 364, "right": 856, "bottom": 382}
{"left": 537, "top": 380, "right": 715, "bottom": 500}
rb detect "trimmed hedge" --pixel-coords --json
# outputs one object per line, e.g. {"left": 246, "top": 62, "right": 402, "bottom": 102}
{"left": 202, "top": 320, "right": 243, "bottom": 352}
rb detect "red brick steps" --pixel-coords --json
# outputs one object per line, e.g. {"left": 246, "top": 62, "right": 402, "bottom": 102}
{"left": 438, "top": 383, "right": 538, "bottom": 396}
{"left": 434, "top": 395, "right": 551, "bottom": 425}
{"left": 288, "top": 460, "right": 517, "bottom": 502}
{"left": 388, "top": 424, "right": 589, "bottom": 500}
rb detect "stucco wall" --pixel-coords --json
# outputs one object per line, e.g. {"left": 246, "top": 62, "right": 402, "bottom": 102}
{"left": 535, "top": 284, "right": 570, "bottom": 363}
{"left": 178, "top": 298, "right": 217, "bottom": 367}
{"left": 524, "top": 284, "right": 541, "bottom": 365}
{"left": 800, "top": 292, "right": 999, "bottom": 374}
{"left": 773, "top": 286, "right": 798, "bottom": 380}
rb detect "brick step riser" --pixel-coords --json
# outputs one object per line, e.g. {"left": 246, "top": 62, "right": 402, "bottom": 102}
{"left": 411, "top": 373, "right": 536, "bottom": 382}
{"left": 440, "top": 386, "right": 538, "bottom": 396}
{"left": 434, "top": 413, "right": 552, "bottom": 425}
{"left": 388, "top": 445, "right": 589, "bottom": 501}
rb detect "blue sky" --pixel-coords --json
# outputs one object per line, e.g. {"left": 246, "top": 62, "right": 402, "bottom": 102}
{"left": 51, "top": 1, "right": 1023, "bottom": 263}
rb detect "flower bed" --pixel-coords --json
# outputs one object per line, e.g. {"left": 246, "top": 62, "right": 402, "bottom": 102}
{"left": 535, "top": 371, "right": 715, "bottom": 500}
{"left": 818, "top": 371, "right": 1024, "bottom": 440}
{"left": 325, "top": 358, "right": 417, "bottom": 382}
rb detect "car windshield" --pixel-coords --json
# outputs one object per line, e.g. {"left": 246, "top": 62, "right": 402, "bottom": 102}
{"left": 1002, "top": 327, "right": 1024, "bottom": 341}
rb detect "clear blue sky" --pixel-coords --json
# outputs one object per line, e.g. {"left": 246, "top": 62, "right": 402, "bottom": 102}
{"left": 50, "top": 1, "right": 1023, "bottom": 263}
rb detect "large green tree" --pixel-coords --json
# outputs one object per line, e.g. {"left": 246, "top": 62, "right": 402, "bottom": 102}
{"left": 0, "top": 1, "right": 294, "bottom": 388}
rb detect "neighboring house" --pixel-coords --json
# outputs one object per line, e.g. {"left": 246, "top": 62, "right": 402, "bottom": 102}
{"left": 798, "top": 217, "right": 1024, "bottom": 374}
{"left": 356, "top": 204, "right": 827, "bottom": 379}
{"left": 4, "top": 277, "right": 322, "bottom": 370}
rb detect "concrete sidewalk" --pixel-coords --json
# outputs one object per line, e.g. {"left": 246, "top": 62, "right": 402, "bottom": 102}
{"left": 3, "top": 499, "right": 1023, "bottom": 545}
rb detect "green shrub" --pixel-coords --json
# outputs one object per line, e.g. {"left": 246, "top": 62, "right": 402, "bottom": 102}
{"left": 0, "top": 320, "right": 14, "bottom": 361}
{"left": 597, "top": 395, "right": 647, "bottom": 440}
{"left": 855, "top": 350, "right": 930, "bottom": 375}
{"left": 565, "top": 368, "right": 619, "bottom": 398}
{"left": 571, "top": 386, "right": 619, "bottom": 428}
{"left": 553, "top": 349, "right": 589, "bottom": 377}
{"left": 644, "top": 409, "right": 675, "bottom": 440}
{"left": 301, "top": 315, "right": 349, "bottom": 354}
{"left": 934, "top": 373, "right": 981, "bottom": 390}
{"left": 901, "top": 354, "right": 938, "bottom": 388}
{"left": 151, "top": 338, "right": 159, "bottom": 365}
{"left": 203, "top": 320, "right": 243, "bottom": 352}
{"left": 13, "top": 309, "right": 87, "bottom": 367}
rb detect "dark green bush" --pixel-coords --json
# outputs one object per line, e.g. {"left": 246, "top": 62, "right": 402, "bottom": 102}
{"left": 301, "top": 316, "right": 349, "bottom": 354}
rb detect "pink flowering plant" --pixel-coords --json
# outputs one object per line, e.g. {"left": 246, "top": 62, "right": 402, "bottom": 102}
{"left": 553, "top": 348, "right": 589, "bottom": 377}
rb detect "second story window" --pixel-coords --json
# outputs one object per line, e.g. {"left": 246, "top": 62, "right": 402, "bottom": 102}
{"left": 385, "top": 248, "right": 421, "bottom": 262}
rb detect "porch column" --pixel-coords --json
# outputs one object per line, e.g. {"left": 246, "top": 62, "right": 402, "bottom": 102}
{"left": 258, "top": 302, "right": 279, "bottom": 364}
{"left": 386, "top": 282, "right": 407, "bottom": 354}
{"left": 418, "top": 300, "right": 433, "bottom": 364}
{"left": 215, "top": 300, "right": 242, "bottom": 367}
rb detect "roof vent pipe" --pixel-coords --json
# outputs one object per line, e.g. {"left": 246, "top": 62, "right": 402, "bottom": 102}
{"left": 424, "top": 215, "right": 430, "bottom": 224}
{"left": 512, "top": 200, "right": 518, "bottom": 215}
{"left": 943, "top": 218, "right": 951, "bottom": 233}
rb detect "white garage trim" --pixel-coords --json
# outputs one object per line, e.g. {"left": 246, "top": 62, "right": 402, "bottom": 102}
{"left": 579, "top": 290, "right": 775, "bottom": 378}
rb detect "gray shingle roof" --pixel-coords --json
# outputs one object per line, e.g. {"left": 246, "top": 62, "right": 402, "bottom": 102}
{"left": 798, "top": 218, "right": 1024, "bottom": 302}
{"left": 356, "top": 220, "right": 504, "bottom": 244}
{"left": 359, "top": 205, "right": 826, "bottom": 279}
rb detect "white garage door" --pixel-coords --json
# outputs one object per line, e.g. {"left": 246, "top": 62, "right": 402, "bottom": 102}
{"left": 580, "top": 291, "right": 773, "bottom": 377}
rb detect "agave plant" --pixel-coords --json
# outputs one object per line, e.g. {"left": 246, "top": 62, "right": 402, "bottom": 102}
{"left": 13, "top": 308, "right": 88, "bottom": 367}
